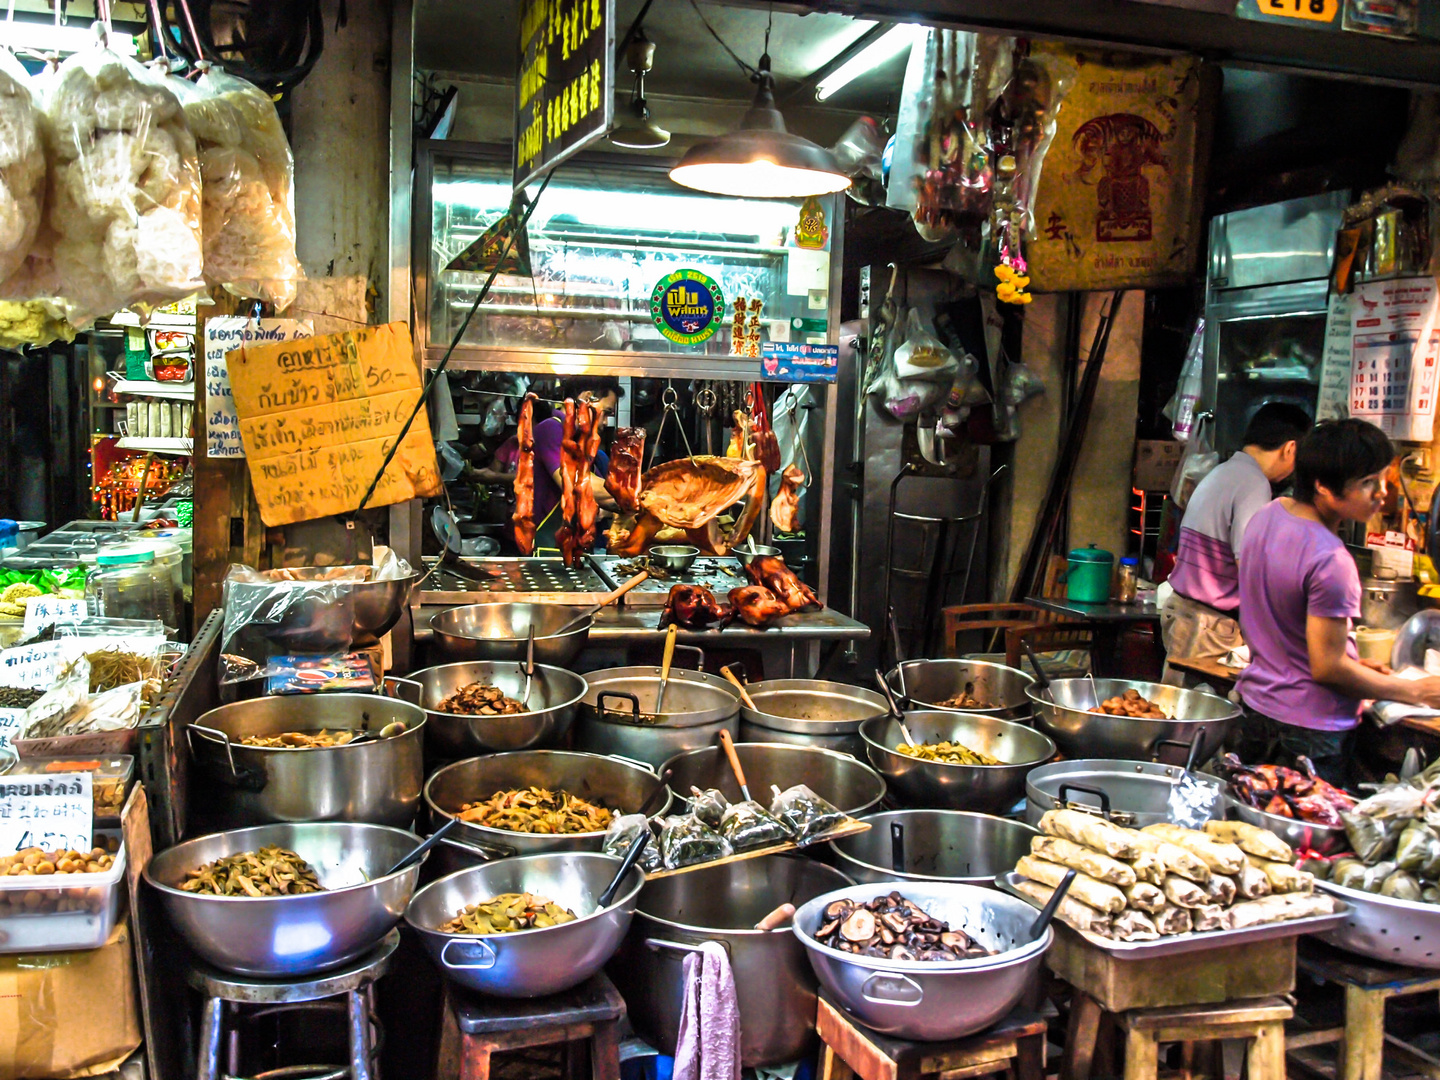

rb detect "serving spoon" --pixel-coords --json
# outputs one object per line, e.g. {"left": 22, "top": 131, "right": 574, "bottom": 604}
{"left": 873, "top": 669, "right": 918, "bottom": 747}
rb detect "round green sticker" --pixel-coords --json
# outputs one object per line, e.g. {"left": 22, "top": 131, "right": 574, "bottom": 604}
{"left": 650, "top": 269, "right": 725, "bottom": 346}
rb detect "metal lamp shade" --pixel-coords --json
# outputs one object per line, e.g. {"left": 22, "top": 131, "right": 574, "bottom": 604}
{"left": 610, "top": 99, "right": 670, "bottom": 149}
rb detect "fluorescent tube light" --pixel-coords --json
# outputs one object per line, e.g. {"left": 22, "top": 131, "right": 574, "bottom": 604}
{"left": 815, "top": 24, "right": 923, "bottom": 102}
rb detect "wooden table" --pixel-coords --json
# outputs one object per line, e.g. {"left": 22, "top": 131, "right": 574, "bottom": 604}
{"left": 1166, "top": 655, "right": 1243, "bottom": 693}
{"left": 1024, "top": 597, "right": 1161, "bottom": 678}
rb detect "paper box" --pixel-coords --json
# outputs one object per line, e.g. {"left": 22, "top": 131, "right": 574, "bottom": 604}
{"left": 0, "top": 918, "right": 141, "bottom": 1079}
{"left": 1133, "top": 440, "right": 1185, "bottom": 490}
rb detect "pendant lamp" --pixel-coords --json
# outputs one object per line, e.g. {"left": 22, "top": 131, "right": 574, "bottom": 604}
{"left": 669, "top": 53, "right": 851, "bottom": 199}
{"left": 609, "top": 31, "right": 670, "bottom": 150}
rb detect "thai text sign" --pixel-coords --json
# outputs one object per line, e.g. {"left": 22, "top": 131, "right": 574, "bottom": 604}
{"left": 0, "top": 773, "right": 92, "bottom": 854}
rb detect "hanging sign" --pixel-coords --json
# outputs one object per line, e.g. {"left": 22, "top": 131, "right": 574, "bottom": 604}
{"left": 1349, "top": 276, "right": 1440, "bottom": 442}
{"left": 0, "top": 773, "right": 92, "bottom": 854}
{"left": 204, "top": 317, "right": 313, "bottom": 459}
{"left": 1316, "top": 292, "right": 1354, "bottom": 422}
{"left": 514, "top": 0, "right": 616, "bottom": 192}
{"left": 225, "top": 322, "right": 443, "bottom": 527}
{"left": 651, "top": 269, "right": 725, "bottom": 346}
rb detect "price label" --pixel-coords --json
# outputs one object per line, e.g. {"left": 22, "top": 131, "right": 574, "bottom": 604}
{"left": 0, "top": 642, "right": 58, "bottom": 689}
{"left": 0, "top": 773, "right": 93, "bottom": 854}
{"left": 22, "top": 596, "right": 88, "bottom": 636}
{"left": 1259, "top": 0, "right": 1339, "bottom": 21}
{"left": 0, "top": 709, "right": 23, "bottom": 750}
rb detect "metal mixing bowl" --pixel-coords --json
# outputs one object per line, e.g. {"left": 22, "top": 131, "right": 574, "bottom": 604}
{"left": 831, "top": 810, "right": 1039, "bottom": 888}
{"left": 1225, "top": 795, "right": 1348, "bottom": 855}
{"left": 738, "top": 679, "right": 888, "bottom": 758}
{"left": 793, "top": 882, "right": 1052, "bottom": 1040}
{"left": 386, "top": 661, "right": 587, "bottom": 756}
{"left": 429, "top": 603, "right": 592, "bottom": 666}
{"left": 224, "top": 569, "right": 420, "bottom": 651}
{"left": 887, "top": 659, "right": 1035, "bottom": 720}
{"left": 660, "top": 742, "right": 886, "bottom": 818}
{"left": 734, "top": 544, "right": 781, "bottom": 567}
{"left": 649, "top": 546, "right": 699, "bottom": 573}
{"left": 1027, "top": 679, "right": 1239, "bottom": 764}
{"left": 861, "top": 712, "right": 1054, "bottom": 813}
{"left": 144, "top": 822, "right": 423, "bottom": 977}
{"left": 406, "top": 853, "right": 645, "bottom": 997}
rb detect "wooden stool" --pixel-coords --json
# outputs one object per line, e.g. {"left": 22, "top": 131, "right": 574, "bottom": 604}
{"left": 815, "top": 992, "right": 1046, "bottom": 1080}
{"left": 1287, "top": 939, "right": 1440, "bottom": 1080}
{"left": 435, "top": 973, "right": 625, "bottom": 1080}
{"left": 1118, "top": 998, "right": 1292, "bottom": 1080}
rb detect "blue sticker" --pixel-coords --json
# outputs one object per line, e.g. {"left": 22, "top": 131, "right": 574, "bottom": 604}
{"left": 761, "top": 342, "right": 839, "bottom": 383}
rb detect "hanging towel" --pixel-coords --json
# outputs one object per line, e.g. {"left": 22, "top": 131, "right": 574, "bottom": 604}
{"left": 672, "top": 941, "right": 741, "bottom": 1080}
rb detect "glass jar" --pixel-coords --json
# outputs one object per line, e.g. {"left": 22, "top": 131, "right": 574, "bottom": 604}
{"left": 86, "top": 544, "right": 178, "bottom": 632}
{"left": 1117, "top": 556, "right": 1139, "bottom": 605}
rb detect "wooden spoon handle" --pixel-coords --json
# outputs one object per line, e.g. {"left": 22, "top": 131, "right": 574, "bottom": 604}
{"left": 754, "top": 902, "right": 795, "bottom": 931}
{"left": 659, "top": 623, "right": 679, "bottom": 681}
{"left": 718, "top": 728, "right": 749, "bottom": 794}
{"left": 604, "top": 571, "right": 649, "bottom": 605}
{"left": 720, "top": 665, "right": 759, "bottom": 712}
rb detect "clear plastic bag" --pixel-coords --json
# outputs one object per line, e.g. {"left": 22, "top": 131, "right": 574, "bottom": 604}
{"left": 719, "top": 800, "right": 791, "bottom": 852}
{"left": 1164, "top": 320, "right": 1205, "bottom": 441}
{"left": 1171, "top": 413, "right": 1219, "bottom": 512}
{"left": 688, "top": 787, "right": 728, "bottom": 830}
{"left": 220, "top": 564, "right": 356, "bottom": 685}
{"left": 657, "top": 814, "right": 732, "bottom": 870}
{"left": 180, "top": 66, "right": 301, "bottom": 311}
{"left": 42, "top": 45, "right": 204, "bottom": 325}
{"left": 768, "top": 783, "right": 845, "bottom": 844}
{"left": 20, "top": 655, "right": 90, "bottom": 738}
{"left": 0, "top": 50, "right": 46, "bottom": 293}
{"left": 602, "top": 813, "right": 662, "bottom": 873}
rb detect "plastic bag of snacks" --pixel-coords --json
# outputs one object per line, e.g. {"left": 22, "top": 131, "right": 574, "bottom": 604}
{"left": 42, "top": 44, "right": 204, "bottom": 324}
{"left": 768, "top": 783, "right": 845, "bottom": 843}
{"left": 657, "top": 814, "right": 732, "bottom": 870}
{"left": 688, "top": 786, "right": 728, "bottom": 829}
{"left": 718, "top": 800, "right": 791, "bottom": 852}
{"left": 0, "top": 49, "right": 46, "bottom": 294}
{"left": 602, "top": 813, "right": 662, "bottom": 873}
{"left": 180, "top": 65, "right": 301, "bottom": 310}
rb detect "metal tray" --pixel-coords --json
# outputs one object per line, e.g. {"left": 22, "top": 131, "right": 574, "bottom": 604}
{"left": 591, "top": 554, "right": 748, "bottom": 607}
{"left": 997, "top": 871, "right": 1350, "bottom": 958}
{"left": 1317, "top": 880, "right": 1440, "bottom": 969}
{"left": 418, "top": 557, "right": 613, "bottom": 605}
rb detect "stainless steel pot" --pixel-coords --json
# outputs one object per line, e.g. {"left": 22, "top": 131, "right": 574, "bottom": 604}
{"left": 660, "top": 743, "right": 886, "bottom": 818}
{"left": 186, "top": 694, "right": 425, "bottom": 828}
{"left": 406, "top": 853, "right": 645, "bottom": 997}
{"left": 793, "top": 882, "right": 1051, "bottom": 1041}
{"left": 831, "top": 810, "right": 1039, "bottom": 888}
{"left": 145, "top": 823, "right": 422, "bottom": 976}
{"left": 737, "top": 679, "right": 888, "bottom": 759}
{"left": 429, "top": 603, "right": 592, "bottom": 666}
{"left": 575, "top": 665, "right": 740, "bottom": 769}
{"left": 608, "top": 855, "right": 853, "bottom": 1067}
{"left": 887, "top": 659, "right": 1035, "bottom": 720}
{"left": 1025, "top": 759, "right": 1225, "bottom": 829}
{"left": 385, "top": 661, "right": 587, "bottom": 756}
{"left": 860, "top": 712, "right": 1054, "bottom": 813}
{"left": 1027, "top": 679, "right": 1239, "bottom": 764}
{"left": 1226, "top": 795, "right": 1348, "bottom": 855}
{"left": 1361, "top": 576, "right": 1420, "bottom": 632}
{"left": 424, "top": 751, "right": 672, "bottom": 856}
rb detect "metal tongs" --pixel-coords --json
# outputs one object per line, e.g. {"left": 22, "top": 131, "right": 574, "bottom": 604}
{"left": 520, "top": 623, "right": 536, "bottom": 708}
{"left": 873, "top": 668, "right": 918, "bottom": 747}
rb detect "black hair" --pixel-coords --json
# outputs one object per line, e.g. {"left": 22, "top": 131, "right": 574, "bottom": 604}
{"left": 560, "top": 376, "right": 624, "bottom": 402}
{"left": 1242, "top": 402, "right": 1312, "bottom": 451}
{"left": 1293, "top": 418, "right": 1393, "bottom": 503}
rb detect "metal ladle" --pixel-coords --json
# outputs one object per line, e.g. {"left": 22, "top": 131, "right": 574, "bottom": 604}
{"left": 1028, "top": 868, "right": 1077, "bottom": 943}
{"left": 520, "top": 623, "right": 536, "bottom": 708}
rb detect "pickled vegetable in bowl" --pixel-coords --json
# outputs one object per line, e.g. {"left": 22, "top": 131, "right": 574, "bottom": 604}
{"left": 458, "top": 786, "right": 614, "bottom": 834}
{"left": 439, "top": 891, "right": 578, "bottom": 934}
{"left": 896, "top": 740, "right": 1002, "bottom": 766}
{"left": 180, "top": 846, "right": 324, "bottom": 896}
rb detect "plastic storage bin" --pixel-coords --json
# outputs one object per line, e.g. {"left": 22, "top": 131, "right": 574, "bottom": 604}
{"left": 4, "top": 757, "right": 135, "bottom": 822}
{"left": 0, "top": 839, "right": 126, "bottom": 953}
{"left": 85, "top": 543, "right": 178, "bottom": 632}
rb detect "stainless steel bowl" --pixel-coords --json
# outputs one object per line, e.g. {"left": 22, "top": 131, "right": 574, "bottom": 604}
{"left": 406, "top": 853, "right": 645, "bottom": 997}
{"left": 424, "top": 751, "right": 672, "bottom": 856}
{"left": 660, "top": 742, "right": 886, "bottom": 818}
{"left": 831, "top": 810, "right": 1039, "bottom": 888}
{"left": 1027, "top": 679, "right": 1238, "bottom": 764}
{"left": 793, "top": 881, "right": 1051, "bottom": 1041}
{"left": 144, "top": 822, "right": 423, "bottom": 977}
{"left": 576, "top": 666, "right": 741, "bottom": 769}
{"left": 1225, "top": 794, "right": 1349, "bottom": 856}
{"left": 429, "top": 603, "right": 592, "bottom": 666}
{"left": 734, "top": 544, "right": 781, "bottom": 567}
{"left": 887, "top": 659, "right": 1035, "bottom": 720}
{"left": 224, "top": 569, "right": 420, "bottom": 650}
{"left": 385, "top": 661, "right": 587, "bottom": 756}
{"left": 186, "top": 694, "right": 425, "bottom": 828}
{"left": 738, "top": 679, "right": 888, "bottom": 759}
{"left": 861, "top": 712, "right": 1054, "bottom": 813}
{"left": 1319, "top": 880, "right": 1440, "bottom": 968}
{"left": 649, "top": 546, "right": 699, "bottom": 573}
{"left": 610, "top": 855, "right": 854, "bottom": 1067}
{"left": 1025, "top": 759, "right": 1225, "bottom": 830}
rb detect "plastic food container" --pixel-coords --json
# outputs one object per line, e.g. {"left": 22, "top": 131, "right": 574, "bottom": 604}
{"left": 85, "top": 543, "right": 178, "bottom": 630}
{"left": 1066, "top": 545, "right": 1114, "bottom": 604}
{"left": 5, "top": 756, "right": 135, "bottom": 822}
{"left": 0, "top": 838, "right": 126, "bottom": 953}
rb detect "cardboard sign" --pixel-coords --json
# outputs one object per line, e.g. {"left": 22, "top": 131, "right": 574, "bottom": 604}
{"left": 0, "top": 772, "right": 92, "bottom": 853}
{"left": 204, "top": 317, "right": 313, "bottom": 458}
{"left": 0, "top": 642, "right": 57, "bottom": 689}
{"left": 226, "top": 322, "right": 443, "bottom": 526}
{"left": 761, "top": 342, "right": 839, "bottom": 383}
{"left": 1349, "top": 277, "right": 1440, "bottom": 441}
{"left": 1316, "top": 292, "right": 1354, "bottom": 422}
{"left": 22, "top": 596, "right": 88, "bottom": 636}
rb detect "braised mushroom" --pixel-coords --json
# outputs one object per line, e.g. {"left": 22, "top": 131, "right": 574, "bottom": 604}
{"left": 840, "top": 909, "right": 877, "bottom": 942}
{"left": 812, "top": 890, "right": 1000, "bottom": 962}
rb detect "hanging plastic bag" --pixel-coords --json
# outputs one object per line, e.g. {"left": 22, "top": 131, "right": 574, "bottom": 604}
{"left": 180, "top": 65, "right": 301, "bottom": 311}
{"left": 1165, "top": 320, "right": 1206, "bottom": 441}
{"left": 1170, "top": 413, "right": 1218, "bottom": 512}
{"left": 0, "top": 49, "right": 46, "bottom": 295}
{"left": 43, "top": 43, "right": 204, "bottom": 325}
{"left": 874, "top": 308, "right": 960, "bottom": 421}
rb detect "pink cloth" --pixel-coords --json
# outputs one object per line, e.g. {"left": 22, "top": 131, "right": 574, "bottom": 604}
{"left": 673, "top": 941, "right": 741, "bottom": 1080}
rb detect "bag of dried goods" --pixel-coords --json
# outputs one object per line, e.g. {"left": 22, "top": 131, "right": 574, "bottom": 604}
{"left": 183, "top": 66, "right": 300, "bottom": 310}
{"left": 0, "top": 50, "right": 45, "bottom": 292}
{"left": 44, "top": 46, "right": 203, "bottom": 324}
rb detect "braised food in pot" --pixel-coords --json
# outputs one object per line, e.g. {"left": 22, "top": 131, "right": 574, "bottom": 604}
{"left": 934, "top": 682, "right": 987, "bottom": 710}
{"left": 457, "top": 786, "right": 613, "bottom": 834}
{"left": 1089, "top": 689, "right": 1168, "bottom": 719}
{"left": 815, "top": 891, "right": 997, "bottom": 961}
{"left": 239, "top": 729, "right": 362, "bottom": 748}
{"left": 439, "top": 892, "right": 579, "bottom": 934}
{"left": 895, "top": 740, "right": 1002, "bottom": 766}
{"left": 179, "top": 846, "right": 324, "bottom": 896}
{"left": 436, "top": 682, "right": 527, "bottom": 716}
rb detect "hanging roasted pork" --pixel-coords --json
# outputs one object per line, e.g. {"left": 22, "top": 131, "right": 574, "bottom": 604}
{"left": 511, "top": 393, "right": 537, "bottom": 556}
{"left": 555, "top": 397, "right": 602, "bottom": 566}
{"left": 770, "top": 464, "right": 805, "bottom": 533}
{"left": 604, "top": 427, "right": 646, "bottom": 513}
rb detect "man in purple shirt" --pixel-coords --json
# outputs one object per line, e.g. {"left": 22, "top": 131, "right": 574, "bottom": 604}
{"left": 1235, "top": 419, "right": 1440, "bottom": 784}
{"left": 1160, "top": 403, "right": 1311, "bottom": 683}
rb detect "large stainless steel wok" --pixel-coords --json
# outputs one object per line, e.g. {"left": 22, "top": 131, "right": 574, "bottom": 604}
{"left": 385, "top": 661, "right": 586, "bottom": 756}
{"left": 429, "top": 603, "right": 592, "bottom": 666}
{"left": 659, "top": 743, "right": 886, "bottom": 819}
{"left": 738, "top": 679, "right": 888, "bottom": 758}
{"left": 1027, "top": 678, "right": 1238, "bottom": 764}
{"left": 887, "top": 659, "right": 1035, "bottom": 719}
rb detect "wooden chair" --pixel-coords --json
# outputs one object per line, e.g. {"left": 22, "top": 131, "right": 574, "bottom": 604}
{"left": 939, "top": 603, "right": 1098, "bottom": 677}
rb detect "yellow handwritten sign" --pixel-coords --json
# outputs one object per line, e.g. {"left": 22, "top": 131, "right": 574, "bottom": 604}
{"left": 226, "top": 321, "right": 442, "bottom": 526}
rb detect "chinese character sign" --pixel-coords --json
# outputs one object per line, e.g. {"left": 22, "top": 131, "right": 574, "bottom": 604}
{"left": 514, "top": 0, "right": 615, "bottom": 191}
{"left": 1350, "top": 277, "right": 1440, "bottom": 442}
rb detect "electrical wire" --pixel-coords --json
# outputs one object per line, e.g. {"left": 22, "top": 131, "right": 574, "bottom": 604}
{"left": 686, "top": 0, "right": 757, "bottom": 79}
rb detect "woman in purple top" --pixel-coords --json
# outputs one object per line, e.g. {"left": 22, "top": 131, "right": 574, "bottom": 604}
{"left": 1235, "top": 419, "right": 1440, "bottom": 785}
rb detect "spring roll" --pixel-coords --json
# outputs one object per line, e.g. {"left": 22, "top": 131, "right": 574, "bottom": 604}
{"left": 1235, "top": 860, "right": 1272, "bottom": 900}
{"left": 1031, "top": 836, "right": 1137, "bottom": 887}
{"left": 1223, "top": 892, "right": 1336, "bottom": 930}
{"left": 1142, "top": 823, "right": 1246, "bottom": 875}
{"left": 1039, "top": 809, "right": 1141, "bottom": 860}
{"left": 1203, "top": 874, "right": 1237, "bottom": 907}
{"left": 1163, "top": 874, "right": 1209, "bottom": 909}
{"left": 1128, "top": 830, "right": 1211, "bottom": 883}
{"left": 1125, "top": 882, "right": 1166, "bottom": 914}
{"left": 1155, "top": 905, "right": 1193, "bottom": 935}
{"left": 1203, "top": 820, "right": 1295, "bottom": 864}
{"left": 1245, "top": 854, "right": 1314, "bottom": 894}
{"left": 1129, "top": 850, "right": 1167, "bottom": 886}
{"left": 1016, "top": 855, "right": 1127, "bottom": 914}
{"left": 1191, "top": 904, "right": 1225, "bottom": 932}
{"left": 1014, "top": 879, "right": 1113, "bottom": 937}
{"left": 1112, "top": 909, "right": 1160, "bottom": 941}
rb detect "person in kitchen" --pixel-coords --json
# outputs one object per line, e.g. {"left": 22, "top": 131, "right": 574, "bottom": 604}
{"left": 524, "top": 376, "right": 623, "bottom": 551}
{"left": 1234, "top": 418, "right": 1440, "bottom": 785}
{"left": 1159, "top": 402, "right": 1312, "bottom": 683}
